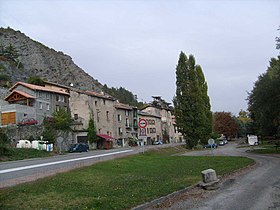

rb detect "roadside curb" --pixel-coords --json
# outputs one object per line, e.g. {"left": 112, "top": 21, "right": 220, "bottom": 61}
{"left": 132, "top": 184, "right": 198, "bottom": 210}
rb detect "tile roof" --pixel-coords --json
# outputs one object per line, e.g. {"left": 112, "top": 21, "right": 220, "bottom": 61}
{"left": 138, "top": 111, "right": 161, "bottom": 118}
{"left": 5, "top": 90, "right": 36, "bottom": 100}
{"left": 114, "top": 103, "right": 133, "bottom": 110}
{"left": 10, "top": 82, "right": 70, "bottom": 95}
{"left": 85, "top": 90, "right": 116, "bottom": 100}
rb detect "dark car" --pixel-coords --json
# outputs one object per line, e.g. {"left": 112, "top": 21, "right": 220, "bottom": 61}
{"left": 69, "top": 143, "right": 89, "bottom": 153}
{"left": 203, "top": 143, "right": 218, "bottom": 148}
{"left": 18, "top": 118, "right": 38, "bottom": 126}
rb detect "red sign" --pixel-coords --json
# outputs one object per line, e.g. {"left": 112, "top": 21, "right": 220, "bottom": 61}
{"left": 138, "top": 118, "right": 148, "bottom": 128}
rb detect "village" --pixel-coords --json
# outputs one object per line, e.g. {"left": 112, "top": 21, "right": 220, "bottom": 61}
{"left": 0, "top": 80, "right": 184, "bottom": 151}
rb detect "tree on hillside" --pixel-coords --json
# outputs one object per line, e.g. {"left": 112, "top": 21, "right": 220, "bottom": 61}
{"left": 103, "top": 84, "right": 144, "bottom": 108}
{"left": 213, "top": 112, "right": 238, "bottom": 139}
{"left": 173, "top": 51, "right": 212, "bottom": 148}
{"left": 27, "top": 76, "right": 44, "bottom": 86}
{"left": 248, "top": 56, "right": 280, "bottom": 136}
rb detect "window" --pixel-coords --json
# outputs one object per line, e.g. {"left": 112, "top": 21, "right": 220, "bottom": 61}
{"left": 117, "top": 114, "right": 122, "bottom": 122}
{"left": 74, "top": 114, "right": 78, "bottom": 120}
{"left": 125, "top": 118, "right": 129, "bottom": 127}
{"left": 98, "top": 129, "right": 101, "bottom": 134}
{"left": 38, "top": 91, "right": 42, "bottom": 98}
{"left": 97, "top": 110, "right": 100, "bottom": 122}
{"left": 95, "top": 101, "right": 98, "bottom": 106}
{"left": 56, "top": 105, "right": 60, "bottom": 112}
{"left": 118, "top": 127, "right": 123, "bottom": 135}
{"left": 125, "top": 110, "right": 129, "bottom": 116}
{"left": 46, "top": 93, "right": 50, "bottom": 100}
{"left": 46, "top": 103, "right": 50, "bottom": 111}
{"left": 56, "top": 95, "right": 65, "bottom": 102}
{"left": 60, "top": 95, "right": 65, "bottom": 102}
{"left": 133, "top": 110, "right": 137, "bottom": 118}
{"left": 103, "top": 99, "right": 106, "bottom": 105}
{"left": 106, "top": 111, "right": 109, "bottom": 121}
{"left": 39, "top": 102, "right": 43, "bottom": 110}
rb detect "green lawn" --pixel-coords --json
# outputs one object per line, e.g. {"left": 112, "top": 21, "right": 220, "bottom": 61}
{"left": 0, "top": 147, "right": 254, "bottom": 210}
{"left": 0, "top": 148, "right": 54, "bottom": 162}
{"left": 250, "top": 145, "right": 280, "bottom": 154}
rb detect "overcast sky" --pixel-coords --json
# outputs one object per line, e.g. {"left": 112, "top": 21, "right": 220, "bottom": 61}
{"left": 0, "top": 0, "right": 279, "bottom": 115}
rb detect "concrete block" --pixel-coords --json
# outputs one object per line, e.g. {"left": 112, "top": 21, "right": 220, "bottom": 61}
{"left": 201, "top": 168, "right": 218, "bottom": 183}
{"left": 200, "top": 169, "right": 220, "bottom": 190}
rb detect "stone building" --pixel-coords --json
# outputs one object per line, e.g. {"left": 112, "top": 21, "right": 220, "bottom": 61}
{"left": 69, "top": 89, "right": 116, "bottom": 144}
{"left": 138, "top": 111, "right": 162, "bottom": 145}
{"left": 141, "top": 96, "right": 179, "bottom": 143}
{"left": 0, "top": 82, "right": 70, "bottom": 126}
{"left": 114, "top": 103, "right": 138, "bottom": 146}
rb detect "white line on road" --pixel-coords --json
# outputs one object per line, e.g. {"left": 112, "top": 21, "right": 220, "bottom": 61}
{"left": 0, "top": 149, "right": 134, "bottom": 174}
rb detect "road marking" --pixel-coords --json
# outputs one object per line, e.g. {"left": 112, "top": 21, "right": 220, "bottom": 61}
{"left": 0, "top": 149, "right": 134, "bottom": 174}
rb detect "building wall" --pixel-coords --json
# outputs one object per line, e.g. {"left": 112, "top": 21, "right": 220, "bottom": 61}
{"left": 142, "top": 106, "right": 175, "bottom": 143}
{"left": 92, "top": 96, "right": 115, "bottom": 137}
{"left": 138, "top": 113, "right": 162, "bottom": 144}
{"left": 69, "top": 90, "right": 116, "bottom": 143}
{"left": 69, "top": 90, "right": 91, "bottom": 131}
{"left": 11, "top": 85, "right": 69, "bottom": 124}
{"left": 0, "top": 104, "right": 36, "bottom": 126}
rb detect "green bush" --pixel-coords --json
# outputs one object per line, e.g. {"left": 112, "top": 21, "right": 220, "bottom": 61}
{"left": 0, "top": 130, "right": 9, "bottom": 156}
{"left": 0, "top": 74, "right": 10, "bottom": 81}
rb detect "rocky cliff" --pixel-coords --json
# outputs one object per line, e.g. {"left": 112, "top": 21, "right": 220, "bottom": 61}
{"left": 0, "top": 27, "right": 103, "bottom": 92}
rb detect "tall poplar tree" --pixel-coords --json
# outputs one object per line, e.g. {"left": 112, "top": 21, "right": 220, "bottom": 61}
{"left": 173, "top": 51, "right": 212, "bottom": 148}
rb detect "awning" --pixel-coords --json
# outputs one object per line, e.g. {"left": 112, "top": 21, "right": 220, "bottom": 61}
{"left": 97, "top": 134, "right": 116, "bottom": 141}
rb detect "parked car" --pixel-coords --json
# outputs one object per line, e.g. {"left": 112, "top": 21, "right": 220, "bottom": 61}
{"left": 203, "top": 143, "right": 218, "bottom": 148}
{"left": 69, "top": 143, "right": 89, "bottom": 153}
{"left": 18, "top": 118, "right": 38, "bottom": 126}
{"left": 219, "top": 140, "right": 226, "bottom": 146}
{"left": 153, "top": 140, "right": 163, "bottom": 145}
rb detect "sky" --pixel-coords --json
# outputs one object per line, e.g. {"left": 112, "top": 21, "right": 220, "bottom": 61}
{"left": 0, "top": 0, "right": 279, "bottom": 115}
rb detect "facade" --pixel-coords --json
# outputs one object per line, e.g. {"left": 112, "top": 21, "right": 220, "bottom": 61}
{"left": 141, "top": 96, "right": 183, "bottom": 143}
{"left": 0, "top": 80, "right": 183, "bottom": 148}
{"left": 138, "top": 111, "right": 162, "bottom": 145}
{"left": 114, "top": 103, "right": 138, "bottom": 146}
{"left": 1, "top": 82, "right": 70, "bottom": 126}
{"left": 69, "top": 89, "right": 116, "bottom": 143}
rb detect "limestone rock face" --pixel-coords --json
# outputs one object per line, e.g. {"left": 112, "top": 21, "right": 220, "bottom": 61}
{"left": 0, "top": 27, "right": 103, "bottom": 92}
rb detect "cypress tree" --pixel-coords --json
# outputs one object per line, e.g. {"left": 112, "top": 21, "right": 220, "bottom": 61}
{"left": 173, "top": 51, "right": 212, "bottom": 148}
{"left": 87, "top": 117, "right": 97, "bottom": 144}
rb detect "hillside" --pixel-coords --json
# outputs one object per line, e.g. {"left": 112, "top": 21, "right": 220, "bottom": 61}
{"left": 0, "top": 27, "right": 103, "bottom": 92}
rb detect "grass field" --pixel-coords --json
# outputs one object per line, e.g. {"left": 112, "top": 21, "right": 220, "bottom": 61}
{"left": 250, "top": 145, "right": 280, "bottom": 154}
{"left": 0, "top": 146, "right": 254, "bottom": 210}
{"left": 0, "top": 148, "right": 54, "bottom": 162}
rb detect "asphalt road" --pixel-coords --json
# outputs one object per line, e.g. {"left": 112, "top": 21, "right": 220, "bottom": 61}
{"left": 147, "top": 142, "right": 280, "bottom": 210}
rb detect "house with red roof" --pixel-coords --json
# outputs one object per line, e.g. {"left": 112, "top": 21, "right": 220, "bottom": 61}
{"left": 0, "top": 82, "right": 70, "bottom": 126}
